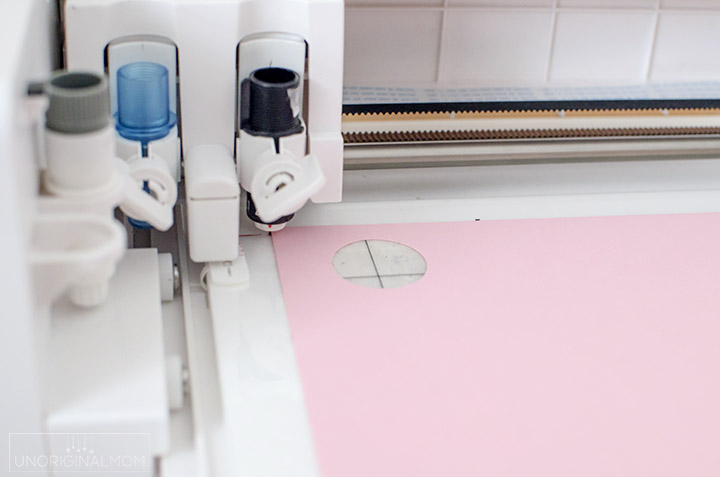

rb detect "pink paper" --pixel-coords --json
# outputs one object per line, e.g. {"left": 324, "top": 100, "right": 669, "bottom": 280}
{"left": 272, "top": 215, "right": 720, "bottom": 477}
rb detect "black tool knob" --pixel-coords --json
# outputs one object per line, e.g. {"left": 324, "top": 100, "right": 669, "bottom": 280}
{"left": 241, "top": 67, "right": 303, "bottom": 137}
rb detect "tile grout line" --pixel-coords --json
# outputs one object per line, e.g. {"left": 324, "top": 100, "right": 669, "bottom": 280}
{"left": 544, "top": 0, "right": 559, "bottom": 83}
{"left": 364, "top": 240, "right": 384, "bottom": 289}
{"left": 435, "top": 0, "right": 449, "bottom": 84}
{"left": 644, "top": 0, "right": 662, "bottom": 83}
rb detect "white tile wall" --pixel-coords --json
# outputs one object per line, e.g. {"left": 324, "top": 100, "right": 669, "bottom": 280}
{"left": 550, "top": 11, "right": 656, "bottom": 82}
{"left": 441, "top": 11, "right": 554, "bottom": 83}
{"left": 343, "top": 1, "right": 720, "bottom": 88}
{"left": 365, "top": 240, "right": 427, "bottom": 276}
{"left": 332, "top": 240, "right": 427, "bottom": 289}
{"left": 344, "top": 9, "right": 442, "bottom": 84}
{"left": 651, "top": 12, "right": 720, "bottom": 81}
{"left": 661, "top": 0, "right": 720, "bottom": 9}
{"left": 557, "top": 0, "right": 657, "bottom": 8}
{"left": 332, "top": 240, "right": 378, "bottom": 278}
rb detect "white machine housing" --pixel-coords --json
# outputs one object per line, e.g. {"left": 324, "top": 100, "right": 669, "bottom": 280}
{"left": 65, "top": 0, "right": 344, "bottom": 261}
{"left": 4, "top": 1, "right": 720, "bottom": 477}
{"left": 64, "top": 0, "right": 344, "bottom": 200}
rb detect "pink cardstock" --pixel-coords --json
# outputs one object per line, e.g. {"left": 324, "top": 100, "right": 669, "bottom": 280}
{"left": 272, "top": 215, "right": 720, "bottom": 477}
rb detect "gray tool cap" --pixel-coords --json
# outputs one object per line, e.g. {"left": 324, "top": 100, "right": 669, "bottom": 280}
{"left": 45, "top": 71, "right": 111, "bottom": 134}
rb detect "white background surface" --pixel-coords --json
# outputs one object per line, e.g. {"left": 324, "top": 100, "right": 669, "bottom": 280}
{"left": 344, "top": 0, "right": 720, "bottom": 87}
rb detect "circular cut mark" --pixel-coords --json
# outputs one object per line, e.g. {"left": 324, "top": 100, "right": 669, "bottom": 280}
{"left": 333, "top": 240, "right": 427, "bottom": 289}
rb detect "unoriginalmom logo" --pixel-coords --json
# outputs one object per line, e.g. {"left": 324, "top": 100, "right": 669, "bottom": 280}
{"left": 9, "top": 433, "right": 151, "bottom": 473}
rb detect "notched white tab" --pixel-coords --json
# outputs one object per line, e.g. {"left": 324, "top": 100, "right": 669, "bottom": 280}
{"left": 205, "top": 246, "right": 250, "bottom": 289}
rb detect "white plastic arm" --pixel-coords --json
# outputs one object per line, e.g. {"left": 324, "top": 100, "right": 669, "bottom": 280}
{"left": 249, "top": 150, "right": 326, "bottom": 223}
{"left": 117, "top": 157, "right": 178, "bottom": 231}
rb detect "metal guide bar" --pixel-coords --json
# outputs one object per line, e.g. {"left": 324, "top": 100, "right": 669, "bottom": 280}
{"left": 342, "top": 99, "right": 720, "bottom": 116}
{"left": 343, "top": 127, "right": 720, "bottom": 144}
{"left": 342, "top": 100, "right": 720, "bottom": 144}
{"left": 343, "top": 108, "right": 720, "bottom": 122}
